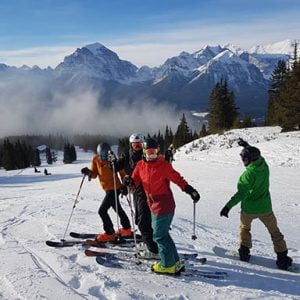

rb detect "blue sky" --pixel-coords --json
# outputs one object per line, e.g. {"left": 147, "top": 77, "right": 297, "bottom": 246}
{"left": 0, "top": 0, "right": 299, "bottom": 67}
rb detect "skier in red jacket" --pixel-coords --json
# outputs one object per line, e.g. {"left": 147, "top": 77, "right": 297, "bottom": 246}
{"left": 124, "top": 138, "right": 200, "bottom": 275}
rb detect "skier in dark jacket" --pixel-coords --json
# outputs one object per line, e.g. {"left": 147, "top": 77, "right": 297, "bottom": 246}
{"left": 114, "top": 133, "right": 159, "bottom": 258}
{"left": 220, "top": 139, "right": 292, "bottom": 270}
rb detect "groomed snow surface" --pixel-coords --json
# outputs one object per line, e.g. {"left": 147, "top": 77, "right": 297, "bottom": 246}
{"left": 0, "top": 126, "right": 299, "bottom": 300}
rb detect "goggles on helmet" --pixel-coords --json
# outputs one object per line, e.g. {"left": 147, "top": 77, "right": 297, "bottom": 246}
{"left": 143, "top": 148, "right": 159, "bottom": 161}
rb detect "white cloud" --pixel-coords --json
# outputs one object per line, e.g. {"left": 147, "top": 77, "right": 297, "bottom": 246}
{"left": 0, "top": 46, "right": 77, "bottom": 68}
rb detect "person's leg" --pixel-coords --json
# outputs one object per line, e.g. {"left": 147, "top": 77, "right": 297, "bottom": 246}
{"left": 98, "top": 191, "right": 115, "bottom": 235}
{"left": 134, "top": 191, "right": 158, "bottom": 253}
{"left": 111, "top": 190, "right": 131, "bottom": 230}
{"left": 151, "top": 213, "right": 177, "bottom": 267}
{"left": 259, "top": 211, "right": 287, "bottom": 252}
{"left": 239, "top": 212, "right": 256, "bottom": 261}
{"left": 259, "top": 211, "right": 292, "bottom": 269}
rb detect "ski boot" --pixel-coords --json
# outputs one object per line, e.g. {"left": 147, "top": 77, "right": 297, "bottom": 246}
{"left": 137, "top": 248, "right": 159, "bottom": 260}
{"left": 95, "top": 232, "right": 116, "bottom": 242}
{"left": 116, "top": 227, "right": 133, "bottom": 237}
{"left": 151, "top": 262, "right": 179, "bottom": 275}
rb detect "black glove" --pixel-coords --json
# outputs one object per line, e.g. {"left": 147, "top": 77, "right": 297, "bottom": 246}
{"left": 184, "top": 185, "right": 200, "bottom": 203}
{"left": 237, "top": 138, "right": 250, "bottom": 148}
{"left": 220, "top": 206, "right": 230, "bottom": 218}
{"left": 81, "top": 167, "right": 92, "bottom": 176}
{"left": 108, "top": 151, "right": 116, "bottom": 163}
{"left": 119, "top": 185, "right": 128, "bottom": 197}
{"left": 123, "top": 175, "right": 134, "bottom": 187}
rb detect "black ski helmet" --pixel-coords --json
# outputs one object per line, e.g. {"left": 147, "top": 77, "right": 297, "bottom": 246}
{"left": 143, "top": 137, "right": 159, "bottom": 150}
{"left": 240, "top": 146, "right": 261, "bottom": 166}
{"left": 97, "top": 142, "right": 111, "bottom": 160}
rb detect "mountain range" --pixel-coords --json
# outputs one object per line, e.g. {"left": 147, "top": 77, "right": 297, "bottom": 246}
{"left": 0, "top": 39, "right": 296, "bottom": 117}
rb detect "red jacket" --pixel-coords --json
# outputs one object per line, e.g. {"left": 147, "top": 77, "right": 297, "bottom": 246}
{"left": 131, "top": 156, "right": 188, "bottom": 216}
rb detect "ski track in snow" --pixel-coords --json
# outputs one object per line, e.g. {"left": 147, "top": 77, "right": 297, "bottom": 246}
{"left": 0, "top": 128, "right": 300, "bottom": 299}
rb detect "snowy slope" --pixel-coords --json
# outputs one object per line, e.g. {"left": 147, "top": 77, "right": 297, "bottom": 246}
{"left": 0, "top": 127, "right": 300, "bottom": 299}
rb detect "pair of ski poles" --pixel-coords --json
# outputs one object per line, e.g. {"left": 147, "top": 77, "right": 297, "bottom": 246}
{"left": 61, "top": 164, "right": 198, "bottom": 243}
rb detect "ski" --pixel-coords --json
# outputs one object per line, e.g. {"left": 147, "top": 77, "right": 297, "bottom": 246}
{"left": 46, "top": 240, "right": 87, "bottom": 247}
{"left": 70, "top": 231, "right": 142, "bottom": 240}
{"left": 85, "top": 249, "right": 205, "bottom": 263}
{"left": 94, "top": 255, "right": 227, "bottom": 279}
{"left": 85, "top": 245, "right": 202, "bottom": 262}
{"left": 70, "top": 232, "right": 97, "bottom": 239}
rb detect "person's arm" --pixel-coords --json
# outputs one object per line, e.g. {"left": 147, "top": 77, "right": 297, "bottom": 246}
{"left": 164, "top": 162, "right": 188, "bottom": 190}
{"left": 131, "top": 161, "right": 142, "bottom": 187}
{"left": 226, "top": 170, "right": 253, "bottom": 209}
{"left": 90, "top": 156, "right": 99, "bottom": 179}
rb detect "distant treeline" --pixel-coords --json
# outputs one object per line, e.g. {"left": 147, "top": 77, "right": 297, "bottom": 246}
{"left": 0, "top": 134, "right": 119, "bottom": 153}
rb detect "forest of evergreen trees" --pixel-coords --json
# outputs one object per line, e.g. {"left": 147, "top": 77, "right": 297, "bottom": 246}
{"left": 266, "top": 43, "right": 300, "bottom": 131}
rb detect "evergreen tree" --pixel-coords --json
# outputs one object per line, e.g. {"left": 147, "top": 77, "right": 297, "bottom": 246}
{"left": 33, "top": 149, "right": 41, "bottom": 166}
{"left": 51, "top": 150, "right": 58, "bottom": 163}
{"left": 208, "top": 80, "right": 238, "bottom": 133}
{"left": 192, "top": 130, "right": 199, "bottom": 140}
{"left": 164, "top": 125, "right": 174, "bottom": 149}
{"left": 173, "top": 113, "right": 193, "bottom": 148}
{"left": 241, "top": 114, "right": 253, "bottom": 128}
{"left": 274, "top": 43, "right": 300, "bottom": 130}
{"left": 2, "top": 139, "right": 16, "bottom": 170}
{"left": 70, "top": 144, "right": 77, "bottom": 162}
{"left": 267, "top": 60, "right": 289, "bottom": 125}
{"left": 118, "top": 137, "right": 129, "bottom": 156}
{"left": 199, "top": 124, "right": 207, "bottom": 137}
{"left": 63, "top": 143, "right": 73, "bottom": 164}
{"left": 46, "top": 147, "right": 53, "bottom": 164}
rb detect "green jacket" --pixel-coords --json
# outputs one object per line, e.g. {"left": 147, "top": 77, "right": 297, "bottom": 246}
{"left": 226, "top": 157, "right": 272, "bottom": 214}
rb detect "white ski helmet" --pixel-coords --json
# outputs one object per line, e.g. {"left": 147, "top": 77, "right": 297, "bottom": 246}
{"left": 129, "top": 133, "right": 145, "bottom": 144}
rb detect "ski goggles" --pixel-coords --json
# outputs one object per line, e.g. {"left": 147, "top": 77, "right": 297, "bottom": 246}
{"left": 143, "top": 148, "right": 159, "bottom": 160}
{"left": 131, "top": 142, "right": 143, "bottom": 150}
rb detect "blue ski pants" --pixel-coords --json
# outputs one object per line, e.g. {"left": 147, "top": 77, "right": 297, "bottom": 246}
{"left": 151, "top": 213, "right": 179, "bottom": 267}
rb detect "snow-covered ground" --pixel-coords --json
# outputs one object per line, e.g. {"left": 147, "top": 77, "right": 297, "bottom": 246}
{"left": 0, "top": 126, "right": 299, "bottom": 300}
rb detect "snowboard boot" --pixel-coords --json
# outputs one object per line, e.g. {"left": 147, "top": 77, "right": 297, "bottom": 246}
{"left": 276, "top": 251, "right": 293, "bottom": 270}
{"left": 238, "top": 245, "right": 251, "bottom": 262}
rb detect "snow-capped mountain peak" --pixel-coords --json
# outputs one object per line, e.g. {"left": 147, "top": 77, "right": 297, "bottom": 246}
{"left": 84, "top": 42, "right": 105, "bottom": 55}
{"left": 249, "top": 39, "right": 297, "bottom": 56}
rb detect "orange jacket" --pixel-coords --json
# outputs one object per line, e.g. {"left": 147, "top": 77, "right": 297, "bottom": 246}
{"left": 90, "top": 155, "right": 125, "bottom": 192}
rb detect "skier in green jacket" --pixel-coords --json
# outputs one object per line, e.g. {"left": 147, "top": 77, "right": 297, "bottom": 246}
{"left": 220, "top": 138, "right": 292, "bottom": 270}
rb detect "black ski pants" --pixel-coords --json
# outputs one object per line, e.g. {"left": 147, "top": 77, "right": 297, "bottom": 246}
{"left": 98, "top": 189, "right": 131, "bottom": 235}
{"left": 134, "top": 187, "right": 158, "bottom": 254}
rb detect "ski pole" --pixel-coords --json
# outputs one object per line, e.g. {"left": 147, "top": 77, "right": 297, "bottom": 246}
{"left": 191, "top": 201, "right": 197, "bottom": 240}
{"left": 126, "top": 187, "right": 141, "bottom": 265}
{"left": 61, "top": 174, "right": 86, "bottom": 241}
{"left": 108, "top": 151, "right": 121, "bottom": 236}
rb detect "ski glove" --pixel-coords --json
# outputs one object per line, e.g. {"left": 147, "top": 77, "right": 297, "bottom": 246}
{"left": 237, "top": 138, "right": 250, "bottom": 148}
{"left": 123, "top": 175, "right": 135, "bottom": 187}
{"left": 220, "top": 206, "right": 230, "bottom": 218}
{"left": 184, "top": 185, "right": 200, "bottom": 203}
{"left": 119, "top": 185, "right": 128, "bottom": 197}
{"left": 81, "top": 167, "right": 92, "bottom": 176}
